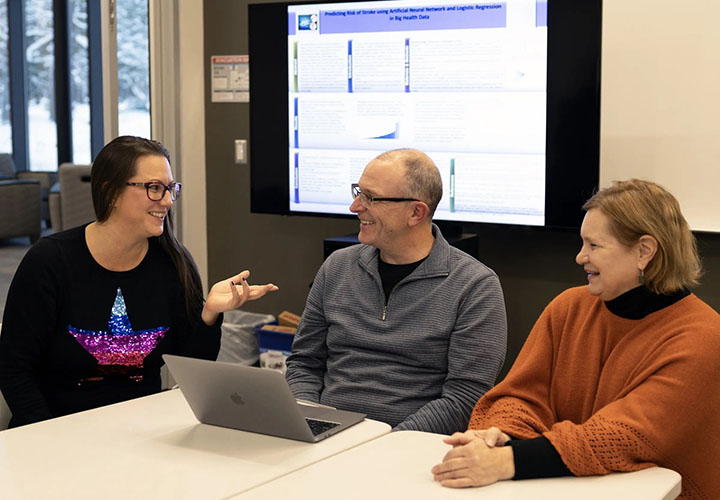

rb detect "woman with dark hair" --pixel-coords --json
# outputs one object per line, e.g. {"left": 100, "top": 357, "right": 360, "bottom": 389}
{"left": 431, "top": 179, "right": 720, "bottom": 499}
{"left": 0, "top": 136, "right": 277, "bottom": 428}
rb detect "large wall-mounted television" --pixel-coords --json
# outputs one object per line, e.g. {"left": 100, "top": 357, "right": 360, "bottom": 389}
{"left": 249, "top": 0, "right": 601, "bottom": 229}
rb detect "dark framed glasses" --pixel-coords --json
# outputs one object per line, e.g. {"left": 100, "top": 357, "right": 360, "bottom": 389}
{"left": 351, "top": 183, "right": 419, "bottom": 206}
{"left": 126, "top": 181, "right": 182, "bottom": 201}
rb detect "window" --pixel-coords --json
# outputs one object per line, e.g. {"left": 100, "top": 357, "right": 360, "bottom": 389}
{"left": 0, "top": 0, "right": 10, "bottom": 154}
{"left": 25, "top": 0, "right": 57, "bottom": 171}
{"left": 3, "top": 0, "right": 151, "bottom": 171}
{"left": 117, "top": 0, "right": 150, "bottom": 138}
{"left": 69, "top": 0, "right": 90, "bottom": 164}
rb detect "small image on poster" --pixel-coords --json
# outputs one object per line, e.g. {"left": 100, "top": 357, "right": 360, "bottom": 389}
{"left": 211, "top": 55, "right": 249, "bottom": 103}
{"left": 298, "top": 13, "right": 319, "bottom": 31}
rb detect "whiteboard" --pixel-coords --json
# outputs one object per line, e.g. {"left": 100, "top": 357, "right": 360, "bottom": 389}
{"left": 600, "top": 0, "right": 720, "bottom": 232}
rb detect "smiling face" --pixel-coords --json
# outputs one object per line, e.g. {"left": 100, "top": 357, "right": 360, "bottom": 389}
{"left": 349, "top": 158, "right": 414, "bottom": 254}
{"left": 576, "top": 208, "right": 644, "bottom": 301}
{"left": 110, "top": 154, "right": 174, "bottom": 240}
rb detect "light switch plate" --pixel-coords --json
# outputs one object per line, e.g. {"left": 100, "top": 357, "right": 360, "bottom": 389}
{"left": 235, "top": 139, "right": 247, "bottom": 164}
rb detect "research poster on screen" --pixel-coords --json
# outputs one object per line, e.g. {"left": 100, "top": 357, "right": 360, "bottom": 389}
{"left": 287, "top": 0, "right": 547, "bottom": 225}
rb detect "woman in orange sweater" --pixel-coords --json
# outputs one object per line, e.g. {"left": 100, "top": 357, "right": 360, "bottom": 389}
{"left": 432, "top": 179, "right": 720, "bottom": 499}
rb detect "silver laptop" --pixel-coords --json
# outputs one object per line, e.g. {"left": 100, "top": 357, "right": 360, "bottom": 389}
{"left": 162, "top": 354, "right": 366, "bottom": 443}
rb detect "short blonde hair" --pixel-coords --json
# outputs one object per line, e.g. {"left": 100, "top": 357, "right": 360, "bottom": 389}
{"left": 583, "top": 179, "right": 701, "bottom": 294}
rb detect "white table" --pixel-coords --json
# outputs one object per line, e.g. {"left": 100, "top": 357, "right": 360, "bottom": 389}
{"left": 0, "top": 388, "right": 391, "bottom": 500}
{"left": 233, "top": 431, "right": 682, "bottom": 500}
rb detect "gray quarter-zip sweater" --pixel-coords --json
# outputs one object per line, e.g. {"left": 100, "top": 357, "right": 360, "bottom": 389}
{"left": 285, "top": 225, "right": 507, "bottom": 433}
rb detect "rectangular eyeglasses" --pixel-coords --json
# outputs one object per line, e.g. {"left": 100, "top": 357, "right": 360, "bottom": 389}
{"left": 126, "top": 181, "right": 182, "bottom": 201}
{"left": 351, "top": 183, "right": 418, "bottom": 206}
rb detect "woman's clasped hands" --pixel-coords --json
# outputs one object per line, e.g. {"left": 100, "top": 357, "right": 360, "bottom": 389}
{"left": 431, "top": 427, "right": 515, "bottom": 488}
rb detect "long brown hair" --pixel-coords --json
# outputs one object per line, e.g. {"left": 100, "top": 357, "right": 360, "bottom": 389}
{"left": 90, "top": 136, "right": 204, "bottom": 321}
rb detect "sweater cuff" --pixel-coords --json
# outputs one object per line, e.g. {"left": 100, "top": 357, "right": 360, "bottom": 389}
{"left": 508, "top": 436, "right": 572, "bottom": 480}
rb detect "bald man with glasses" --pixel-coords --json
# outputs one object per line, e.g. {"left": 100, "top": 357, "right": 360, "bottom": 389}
{"left": 285, "top": 149, "right": 507, "bottom": 434}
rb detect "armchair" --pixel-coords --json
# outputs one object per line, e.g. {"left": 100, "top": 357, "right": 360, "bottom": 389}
{"left": 0, "top": 153, "right": 57, "bottom": 225}
{"left": 0, "top": 389, "right": 9, "bottom": 430}
{"left": 48, "top": 163, "right": 95, "bottom": 233}
{"left": 0, "top": 178, "right": 42, "bottom": 243}
{"left": 0, "top": 324, "right": 11, "bottom": 430}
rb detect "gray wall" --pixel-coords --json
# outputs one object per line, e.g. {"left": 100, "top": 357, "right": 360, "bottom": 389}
{"left": 203, "top": 0, "right": 358, "bottom": 313}
{"left": 203, "top": 0, "right": 720, "bottom": 378}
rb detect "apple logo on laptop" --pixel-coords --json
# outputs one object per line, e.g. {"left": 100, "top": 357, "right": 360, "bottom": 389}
{"left": 230, "top": 392, "right": 245, "bottom": 405}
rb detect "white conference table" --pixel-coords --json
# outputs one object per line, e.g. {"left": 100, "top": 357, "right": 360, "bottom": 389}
{"left": 0, "top": 388, "right": 391, "bottom": 500}
{"left": 233, "top": 431, "right": 682, "bottom": 500}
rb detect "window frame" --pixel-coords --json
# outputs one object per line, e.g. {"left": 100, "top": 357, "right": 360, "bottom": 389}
{"left": 4, "top": 0, "right": 104, "bottom": 172}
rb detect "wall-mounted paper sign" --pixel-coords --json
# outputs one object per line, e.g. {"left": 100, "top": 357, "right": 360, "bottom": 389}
{"left": 211, "top": 55, "right": 249, "bottom": 103}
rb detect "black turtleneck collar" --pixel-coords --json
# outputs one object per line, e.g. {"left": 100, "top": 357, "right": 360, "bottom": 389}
{"left": 604, "top": 285, "right": 690, "bottom": 320}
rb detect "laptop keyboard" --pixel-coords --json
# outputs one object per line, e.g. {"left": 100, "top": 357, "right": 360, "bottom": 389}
{"left": 305, "top": 418, "right": 340, "bottom": 436}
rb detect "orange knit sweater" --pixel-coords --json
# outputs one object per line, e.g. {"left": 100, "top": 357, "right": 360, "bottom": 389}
{"left": 469, "top": 286, "right": 720, "bottom": 499}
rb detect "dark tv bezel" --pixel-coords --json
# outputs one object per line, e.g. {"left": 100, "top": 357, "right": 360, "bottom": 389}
{"left": 249, "top": 0, "right": 601, "bottom": 229}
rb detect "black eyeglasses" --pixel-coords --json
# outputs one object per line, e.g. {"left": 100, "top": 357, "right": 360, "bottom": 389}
{"left": 351, "top": 183, "right": 419, "bottom": 206}
{"left": 126, "top": 181, "right": 182, "bottom": 201}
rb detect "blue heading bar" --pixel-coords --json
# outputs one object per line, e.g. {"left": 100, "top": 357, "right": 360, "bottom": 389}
{"left": 318, "top": 3, "right": 506, "bottom": 34}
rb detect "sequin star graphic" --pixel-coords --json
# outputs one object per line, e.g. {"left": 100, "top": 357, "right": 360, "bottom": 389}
{"left": 68, "top": 288, "right": 169, "bottom": 366}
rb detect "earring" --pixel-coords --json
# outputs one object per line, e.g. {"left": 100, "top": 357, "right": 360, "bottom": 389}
{"left": 637, "top": 268, "right": 645, "bottom": 284}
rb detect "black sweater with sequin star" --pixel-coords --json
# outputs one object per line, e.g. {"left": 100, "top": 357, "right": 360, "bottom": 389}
{"left": 0, "top": 225, "right": 221, "bottom": 428}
